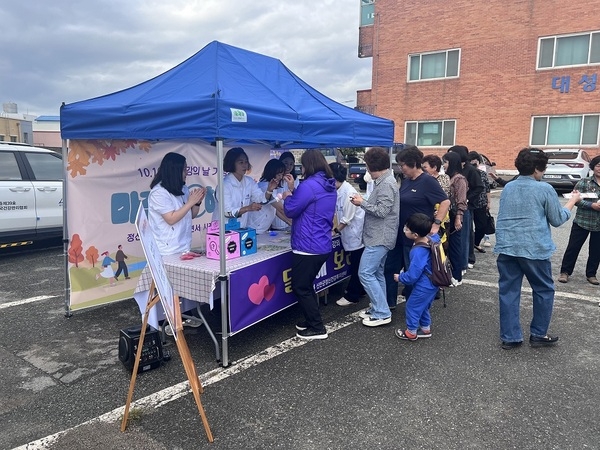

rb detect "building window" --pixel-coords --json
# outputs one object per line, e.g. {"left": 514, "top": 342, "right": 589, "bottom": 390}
{"left": 10, "top": 136, "right": 17, "bottom": 142}
{"left": 408, "top": 49, "right": 460, "bottom": 81}
{"left": 360, "top": 0, "right": 375, "bottom": 27}
{"left": 538, "top": 31, "right": 600, "bottom": 69}
{"left": 531, "top": 115, "right": 599, "bottom": 146}
{"left": 405, "top": 120, "right": 456, "bottom": 147}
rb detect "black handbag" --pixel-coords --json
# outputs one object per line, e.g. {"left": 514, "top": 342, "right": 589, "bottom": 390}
{"left": 485, "top": 211, "right": 496, "bottom": 235}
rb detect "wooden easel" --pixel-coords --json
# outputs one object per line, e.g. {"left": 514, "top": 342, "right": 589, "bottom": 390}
{"left": 120, "top": 281, "right": 214, "bottom": 443}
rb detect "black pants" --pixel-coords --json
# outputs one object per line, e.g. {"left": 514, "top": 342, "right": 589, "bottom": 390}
{"left": 344, "top": 247, "right": 366, "bottom": 301}
{"left": 560, "top": 222, "right": 600, "bottom": 277}
{"left": 472, "top": 207, "right": 488, "bottom": 249}
{"left": 115, "top": 261, "right": 129, "bottom": 278}
{"left": 292, "top": 252, "right": 329, "bottom": 332}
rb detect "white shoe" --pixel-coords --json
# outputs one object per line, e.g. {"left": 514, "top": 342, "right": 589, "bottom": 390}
{"left": 396, "top": 295, "right": 406, "bottom": 304}
{"left": 184, "top": 318, "right": 202, "bottom": 328}
{"left": 450, "top": 278, "right": 463, "bottom": 287}
{"left": 362, "top": 316, "right": 392, "bottom": 327}
{"left": 483, "top": 241, "right": 491, "bottom": 247}
{"left": 358, "top": 309, "right": 372, "bottom": 320}
{"left": 336, "top": 297, "right": 357, "bottom": 307}
{"left": 462, "top": 270, "right": 467, "bottom": 276}
{"left": 467, "top": 263, "right": 474, "bottom": 269}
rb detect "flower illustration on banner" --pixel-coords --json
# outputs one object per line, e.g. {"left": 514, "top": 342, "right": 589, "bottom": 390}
{"left": 67, "top": 140, "right": 152, "bottom": 178}
{"left": 247, "top": 275, "right": 276, "bottom": 305}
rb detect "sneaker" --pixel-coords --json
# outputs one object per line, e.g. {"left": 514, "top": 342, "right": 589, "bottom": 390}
{"left": 295, "top": 321, "right": 308, "bottom": 331}
{"left": 483, "top": 241, "right": 492, "bottom": 247}
{"left": 358, "top": 309, "right": 372, "bottom": 320}
{"left": 184, "top": 318, "right": 202, "bottom": 328}
{"left": 417, "top": 328, "right": 432, "bottom": 338}
{"left": 296, "top": 328, "right": 328, "bottom": 340}
{"left": 162, "top": 324, "right": 174, "bottom": 337}
{"left": 558, "top": 273, "right": 568, "bottom": 283}
{"left": 336, "top": 297, "right": 358, "bottom": 307}
{"left": 395, "top": 329, "right": 418, "bottom": 341}
{"left": 362, "top": 316, "right": 391, "bottom": 327}
{"left": 467, "top": 263, "right": 474, "bottom": 269}
{"left": 450, "top": 278, "right": 462, "bottom": 287}
{"left": 397, "top": 295, "right": 407, "bottom": 304}
{"left": 462, "top": 270, "right": 467, "bottom": 276}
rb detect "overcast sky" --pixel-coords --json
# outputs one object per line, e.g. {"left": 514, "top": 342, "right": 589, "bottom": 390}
{"left": 1, "top": 0, "right": 372, "bottom": 117}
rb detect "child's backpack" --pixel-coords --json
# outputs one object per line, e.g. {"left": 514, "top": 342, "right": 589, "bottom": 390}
{"left": 415, "top": 237, "right": 453, "bottom": 305}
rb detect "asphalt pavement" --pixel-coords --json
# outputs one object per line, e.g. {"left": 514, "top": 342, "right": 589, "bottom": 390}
{"left": 1, "top": 191, "right": 599, "bottom": 450}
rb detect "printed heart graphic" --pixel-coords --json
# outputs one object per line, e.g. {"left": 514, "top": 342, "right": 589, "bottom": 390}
{"left": 263, "top": 282, "right": 275, "bottom": 301}
{"left": 247, "top": 275, "right": 274, "bottom": 305}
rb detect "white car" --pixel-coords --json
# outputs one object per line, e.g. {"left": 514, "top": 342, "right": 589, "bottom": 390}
{"left": 542, "top": 149, "right": 592, "bottom": 190}
{"left": 0, "top": 142, "right": 63, "bottom": 246}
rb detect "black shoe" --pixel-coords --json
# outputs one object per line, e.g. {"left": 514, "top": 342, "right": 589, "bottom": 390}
{"left": 296, "top": 328, "right": 328, "bottom": 340}
{"left": 529, "top": 334, "right": 559, "bottom": 347}
{"left": 295, "top": 321, "right": 308, "bottom": 331}
{"left": 501, "top": 341, "right": 523, "bottom": 350}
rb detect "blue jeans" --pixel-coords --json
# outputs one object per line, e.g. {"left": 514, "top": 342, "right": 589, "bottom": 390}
{"left": 358, "top": 245, "right": 391, "bottom": 319}
{"left": 497, "top": 254, "right": 555, "bottom": 343}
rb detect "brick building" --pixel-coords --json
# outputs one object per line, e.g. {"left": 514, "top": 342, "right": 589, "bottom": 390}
{"left": 356, "top": 0, "right": 600, "bottom": 169}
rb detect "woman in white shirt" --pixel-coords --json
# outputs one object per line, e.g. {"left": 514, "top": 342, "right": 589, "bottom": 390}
{"left": 247, "top": 159, "right": 291, "bottom": 233}
{"left": 148, "top": 152, "right": 206, "bottom": 255}
{"left": 329, "top": 163, "right": 366, "bottom": 306}
{"left": 213, "top": 147, "right": 278, "bottom": 228}
{"left": 148, "top": 152, "right": 206, "bottom": 337}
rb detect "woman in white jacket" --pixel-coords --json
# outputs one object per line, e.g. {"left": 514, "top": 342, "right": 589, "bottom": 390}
{"left": 329, "top": 163, "right": 366, "bottom": 306}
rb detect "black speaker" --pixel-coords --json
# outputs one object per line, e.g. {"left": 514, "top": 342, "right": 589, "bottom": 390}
{"left": 118, "top": 325, "right": 163, "bottom": 373}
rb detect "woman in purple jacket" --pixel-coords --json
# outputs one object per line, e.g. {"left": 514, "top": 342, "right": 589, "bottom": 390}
{"left": 282, "top": 150, "right": 337, "bottom": 340}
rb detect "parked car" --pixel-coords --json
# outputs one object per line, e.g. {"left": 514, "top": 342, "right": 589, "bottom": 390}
{"left": 0, "top": 142, "right": 63, "bottom": 246}
{"left": 541, "top": 149, "right": 592, "bottom": 190}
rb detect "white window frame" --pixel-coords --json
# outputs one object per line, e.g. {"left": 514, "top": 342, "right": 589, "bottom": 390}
{"left": 407, "top": 48, "right": 461, "bottom": 82}
{"left": 530, "top": 114, "right": 600, "bottom": 146}
{"left": 537, "top": 31, "right": 600, "bottom": 69}
{"left": 404, "top": 120, "right": 456, "bottom": 147}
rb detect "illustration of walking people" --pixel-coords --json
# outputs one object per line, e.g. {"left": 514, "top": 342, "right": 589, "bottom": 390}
{"left": 96, "top": 251, "right": 117, "bottom": 286}
{"left": 114, "top": 244, "right": 130, "bottom": 280}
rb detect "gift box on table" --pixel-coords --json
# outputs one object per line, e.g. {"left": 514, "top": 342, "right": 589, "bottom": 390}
{"left": 206, "top": 229, "right": 241, "bottom": 260}
{"left": 237, "top": 228, "right": 257, "bottom": 256}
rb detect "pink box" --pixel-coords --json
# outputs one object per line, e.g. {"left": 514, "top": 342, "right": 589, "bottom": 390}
{"left": 206, "top": 230, "right": 241, "bottom": 260}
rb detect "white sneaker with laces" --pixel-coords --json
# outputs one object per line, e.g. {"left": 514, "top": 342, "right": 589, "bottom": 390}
{"left": 467, "top": 263, "right": 474, "bottom": 269}
{"left": 362, "top": 316, "right": 392, "bottom": 327}
{"left": 336, "top": 297, "right": 356, "bottom": 307}
{"left": 358, "top": 309, "right": 372, "bottom": 320}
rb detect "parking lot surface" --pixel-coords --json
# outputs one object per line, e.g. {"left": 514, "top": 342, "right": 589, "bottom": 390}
{"left": 1, "top": 192, "right": 599, "bottom": 449}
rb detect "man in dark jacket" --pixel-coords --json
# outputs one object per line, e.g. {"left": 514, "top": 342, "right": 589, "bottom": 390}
{"left": 447, "top": 145, "right": 483, "bottom": 271}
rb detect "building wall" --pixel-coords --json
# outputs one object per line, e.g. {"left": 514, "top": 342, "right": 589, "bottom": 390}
{"left": 362, "top": 0, "right": 600, "bottom": 168}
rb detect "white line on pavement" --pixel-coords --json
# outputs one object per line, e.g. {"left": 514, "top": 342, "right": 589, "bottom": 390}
{"left": 13, "top": 312, "right": 362, "bottom": 450}
{"left": 12, "top": 281, "right": 596, "bottom": 449}
{"left": 0, "top": 295, "right": 57, "bottom": 310}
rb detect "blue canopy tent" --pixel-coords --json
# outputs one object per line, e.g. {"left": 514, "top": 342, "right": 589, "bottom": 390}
{"left": 60, "top": 41, "right": 394, "bottom": 365}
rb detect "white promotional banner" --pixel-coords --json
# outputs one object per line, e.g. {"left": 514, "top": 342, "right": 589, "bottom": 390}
{"left": 66, "top": 139, "right": 271, "bottom": 310}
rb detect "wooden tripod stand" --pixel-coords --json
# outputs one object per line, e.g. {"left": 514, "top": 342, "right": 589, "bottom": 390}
{"left": 120, "top": 281, "right": 214, "bottom": 442}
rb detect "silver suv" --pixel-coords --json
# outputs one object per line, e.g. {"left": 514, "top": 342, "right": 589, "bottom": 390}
{"left": 542, "top": 149, "right": 592, "bottom": 190}
{"left": 0, "top": 142, "right": 63, "bottom": 246}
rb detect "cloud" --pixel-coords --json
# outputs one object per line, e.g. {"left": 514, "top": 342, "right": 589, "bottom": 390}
{"left": 1, "top": 0, "right": 371, "bottom": 116}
